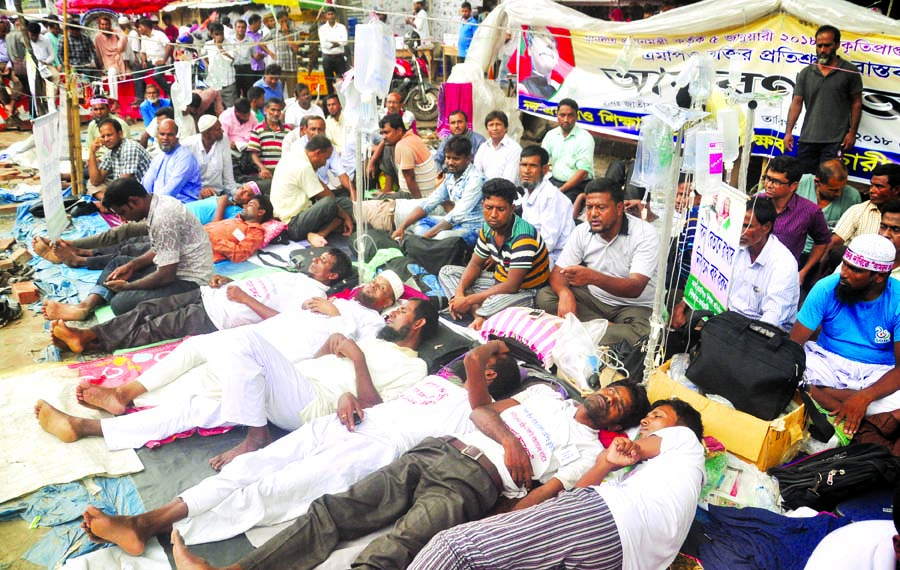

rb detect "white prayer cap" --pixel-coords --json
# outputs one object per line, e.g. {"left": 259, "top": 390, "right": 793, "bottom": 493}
{"left": 118, "top": 16, "right": 130, "bottom": 25}
{"left": 379, "top": 270, "right": 405, "bottom": 303}
{"left": 198, "top": 115, "right": 218, "bottom": 133}
{"left": 844, "top": 234, "right": 896, "bottom": 273}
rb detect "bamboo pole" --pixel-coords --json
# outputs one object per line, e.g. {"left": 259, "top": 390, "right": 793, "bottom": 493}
{"left": 62, "top": 2, "right": 85, "bottom": 196}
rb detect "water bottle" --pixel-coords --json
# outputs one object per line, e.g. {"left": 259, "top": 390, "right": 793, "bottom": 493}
{"left": 754, "top": 485, "right": 776, "bottom": 511}
{"left": 669, "top": 353, "right": 690, "bottom": 380}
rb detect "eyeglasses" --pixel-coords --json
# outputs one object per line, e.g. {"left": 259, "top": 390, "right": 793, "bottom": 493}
{"left": 763, "top": 175, "right": 790, "bottom": 187}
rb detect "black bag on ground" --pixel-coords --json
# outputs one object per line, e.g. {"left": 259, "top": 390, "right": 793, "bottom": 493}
{"left": 769, "top": 443, "right": 900, "bottom": 512}
{"left": 685, "top": 310, "right": 805, "bottom": 421}
{"left": 402, "top": 233, "right": 469, "bottom": 277}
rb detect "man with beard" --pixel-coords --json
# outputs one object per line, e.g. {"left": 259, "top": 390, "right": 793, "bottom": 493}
{"left": 36, "top": 297, "right": 435, "bottom": 472}
{"left": 165, "top": 377, "right": 649, "bottom": 570}
{"left": 62, "top": 341, "right": 521, "bottom": 555}
{"left": 182, "top": 116, "right": 237, "bottom": 198}
{"left": 141, "top": 119, "right": 203, "bottom": 203}
{"left": 439, "top": 178, "right": 550, "bottom": 330}
{"left": 537, "top": 178, "right": 658, "bottom": 347}
{"left": 784, "top": 25, "right": 862, "bottom": 174}
{"left": 790, "top": 234, "right": 900, "bottom": 436}
{"left": 86, "top": 118, "right": 151, "bottom": 199}
{"left": 518, "top": 145, "right": 574, "bottom": 264}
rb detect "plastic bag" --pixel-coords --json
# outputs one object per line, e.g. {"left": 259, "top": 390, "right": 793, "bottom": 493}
{"left": 553, "top": 313, "right": 599, "bottom": 392}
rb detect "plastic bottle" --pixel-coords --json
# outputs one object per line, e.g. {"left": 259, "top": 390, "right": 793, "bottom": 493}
{"left": 636, "top": 116, "right": 675, "bottom": 191}
{"left": 681, "top": 125, "right": 699, "bottom": 174}
{"left": 717, "top": 108, "right": 740, "bottom": 168}
{"left": 694, "top": 129, "right": 724, "bottom": 195}
{"left": 754, "top": 485, "right": 776, "bottom": 511}
{"left": 668, "top": 353, "right": 690, "bottom": 380}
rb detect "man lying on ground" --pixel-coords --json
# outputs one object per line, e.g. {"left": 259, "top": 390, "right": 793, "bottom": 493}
{"left": 409, "top": 399, "right": 705, "bottom": 570}
{"left": 50, "top": 248, "right": 352, "bottom": 354}
{"left": 49, "top": 270, "right": 407, "bottom": 448}
{"left": 41, "top": 178, "right": 213, "bottom": 320}
{"left": 70, "top": 341, "right": 521, "bottom": 554}
{"left": 36, "top": 298, "right": 437, "bottom": 472}
{"left": 33, "top": 182, "right": 262, "bottom": 268}
{"left": 165, "top": 374, "right": 650, "bottom": 569}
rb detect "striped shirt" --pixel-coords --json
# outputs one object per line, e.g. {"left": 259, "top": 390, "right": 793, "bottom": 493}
{"left": 834, "top": 200, "right": 883, "bottom": 243}
{"left": 246, "top": 122, "right": 292, "bottom": 169}
{"left": 474, "top": 215, "right": 550, "bottom": 289}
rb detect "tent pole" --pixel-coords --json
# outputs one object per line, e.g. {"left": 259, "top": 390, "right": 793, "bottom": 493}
{"left": 62, "top": 1, "right": 85, "bottom": 196}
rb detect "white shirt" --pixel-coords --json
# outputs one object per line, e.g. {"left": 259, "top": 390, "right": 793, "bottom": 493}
{"left": 805, "top": 520, "right": 897, "bottom": 570}
{"left": 473, "top": 135, "right": 521, "bottom": 184}
{"left": 283, "top": 99, "right": 324, "bottom": 128}
{"left": 296, "top": 339, "right": 426, "bottom": 424}
{"left": 182, "top": 133, "right": 237, "bottom": 194}
{"left": 412, "top": 9, "right": 432, "bottom": 47}
{"left": 326, "top": 114, "right": 345, "bottom": 154}
{"left": 31, "top": 35, "right": 55, "bottom": 65}
{"left": 456, "top": 385, "right": 604, "bottom": 499}
{"left": 727, "top": 235, "right": 799, "bottom": 331}
{"left": 140, "top": 29, "right": 170, "bottom": 63}
{"left": 203, "top": 41, "right": 235, "bottom": 88}
{"left": 200, "top": 273, "right": 328, "bottom": 330}
{"left": 556, "top": 214, "right": 659, "bottom": 307}
{"left": 127, "top": 29, "right": 141, "bottom": 60}
{"left": 362, "top": 375, "right": 475, "bottom": 451}
{"left": 593, "top": 427, "right": 705, "bottom": 570}
{"left": 318, "top": 22, "right": 348, "bottom": 56}
{"left": 521, "top": 177, "right": 575, "bottom": 265}
{"left": 231, "top": 34, "right": 254, "bottom": 66}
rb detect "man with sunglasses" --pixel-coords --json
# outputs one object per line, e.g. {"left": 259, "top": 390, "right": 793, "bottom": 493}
{"left": 759, "top": 155, "right": 831, "bottom": 285}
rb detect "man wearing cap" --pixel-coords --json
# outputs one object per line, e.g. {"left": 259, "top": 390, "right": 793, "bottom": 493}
{"left": 791, "top": 234, "right": 900, "bottom": 436}
{"left": 183, "top": 116, "right": 236, "bottom": 198}
{"left": 86, "top": 96, "right": 130, "bottom": 163}
{"left": 318, "top": 7, "right": 348, "bottom": 95}
{"left": 142, "top": 118, "right": 203, "bottom": 203}
{"left": 38, "top": 272, "right": 420, "bottom": 467}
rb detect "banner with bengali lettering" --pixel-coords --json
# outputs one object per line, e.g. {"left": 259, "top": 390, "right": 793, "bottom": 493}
{"left": 515, "top": 12, "right": 900, "bottom": 182}
{"left": 683, "top": 184, "right": 747, "bottom": 314}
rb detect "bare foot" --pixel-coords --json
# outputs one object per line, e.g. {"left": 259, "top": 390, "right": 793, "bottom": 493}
{"left": 83, "top": 505, "right": 147, "bottom": 556}
{"left": 172, "top": 529, "right": 217, "bottom": 570}
{"left": 82, "top": 507, "right": 108, "bottom": 544}
{"left": 35, "top": 399, "right": 80, "bottom": 443}
{"left": 469, "top": 316, "right": 486, "bottom": 331}
{"left": 53, "top": 240, "right": 88, "bottom": 268}
{"left": 52, "top": 320, "right": 89, "bottom": 354}
{"left": 42, "top": 300, "right": 91, "bottom": 321}
{"left": 76, "top": 382, "right": 128, "bottom": 415}
{"left": 32, "top": 236, "right": 61, "bottom": 264}
{"left": 209, "top": 428, "right": 272, "bottom": 471}
{"left": 306, "top": 232, "right": 328, "bottom": 247}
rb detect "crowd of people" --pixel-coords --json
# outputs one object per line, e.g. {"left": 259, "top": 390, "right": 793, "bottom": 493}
{"left": 1, "top": 3, "right": 897, "bottom": 567}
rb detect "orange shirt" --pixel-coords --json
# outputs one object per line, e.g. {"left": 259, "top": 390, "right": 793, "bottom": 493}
{"left": 205, "top": 218, "right": 265, "bottom": 263}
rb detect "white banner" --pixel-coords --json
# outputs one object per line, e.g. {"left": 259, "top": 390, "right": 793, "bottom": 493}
{"left": 33, "top": 113, "right": 66, "bottom": 242}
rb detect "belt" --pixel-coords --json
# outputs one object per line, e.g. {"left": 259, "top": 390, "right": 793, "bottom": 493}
{"left": 440, "top": 436, "right": 504, "bottom": 492}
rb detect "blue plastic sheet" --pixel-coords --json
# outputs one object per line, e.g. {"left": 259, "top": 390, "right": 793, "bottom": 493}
{"left": 0, "top": 476, "right": 145, "bottom": 569}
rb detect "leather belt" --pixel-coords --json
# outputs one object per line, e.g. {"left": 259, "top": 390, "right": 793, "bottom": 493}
{"left": 440, "top": 436, "right": 504, "bottom": 492}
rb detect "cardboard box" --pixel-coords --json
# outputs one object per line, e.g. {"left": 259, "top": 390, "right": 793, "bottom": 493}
{"left": 648, "top": 363, "right": 807, "bottom": 471}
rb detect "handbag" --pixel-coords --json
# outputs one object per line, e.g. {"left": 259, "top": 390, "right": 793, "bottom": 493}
{"left": 685, "top": 310, "right": 805, "bottom": 421}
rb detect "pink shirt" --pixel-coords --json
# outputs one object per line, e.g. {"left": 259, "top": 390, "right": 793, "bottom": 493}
{"left": 219, "top": 106, "right": 259, "bottom": 146}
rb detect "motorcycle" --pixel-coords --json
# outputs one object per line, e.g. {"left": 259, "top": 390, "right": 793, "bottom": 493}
{"left": 392, "top": 31, "right": 439, "bottom": 122}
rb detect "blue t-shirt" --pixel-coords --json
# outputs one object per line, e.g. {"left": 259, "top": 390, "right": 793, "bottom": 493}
{"left": 457, "top": 17, "right": 478, "bottom": 58}
{"left": 185, "top": 196, "right": 241, "bottom": 225}
{"left": 798, "top": 274, "right": 900, "bottom": 365}
{"left": 252, "top": 78, "right": 283, "bottom": 103}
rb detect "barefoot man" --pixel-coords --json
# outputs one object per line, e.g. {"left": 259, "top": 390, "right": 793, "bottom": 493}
{"left": 36, "top": 298, "right": 435, "bottom": 470}
{"left": 41, "top": 178, "right": 213, "bottom": 320}
{"left": 58, "top": 342, "right": 521, "bottom": 558}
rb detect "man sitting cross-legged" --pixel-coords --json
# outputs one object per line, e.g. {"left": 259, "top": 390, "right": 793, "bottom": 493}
{"left": 70, "top": 341, "right": 522, "bottom": 555}
{"left": 410, "top": 399, "right": 705, "bottom": 570}
{"left": 440, "top": 178, "right": 551, "bottom": 330}
{"left": 165, "top": 377, "right": 650, "bottom": 569}
{"left": 36, "top": 298, "right": 437, "bottom": 473}
{"left": 790, "top": 234, "right": 900, "bottom": 437}
{"left": 42, "top": 178, "right": 214, "bottom": 320}
{"left": 50, "top": 248, "right": 353, "bottom": 354}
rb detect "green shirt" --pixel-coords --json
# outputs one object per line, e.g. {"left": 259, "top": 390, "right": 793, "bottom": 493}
{"left": 541, "top": 125, "right": 595, "bottom": 182}
{"left": 796, "top": 172, "right": 861, "bottom": 253}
